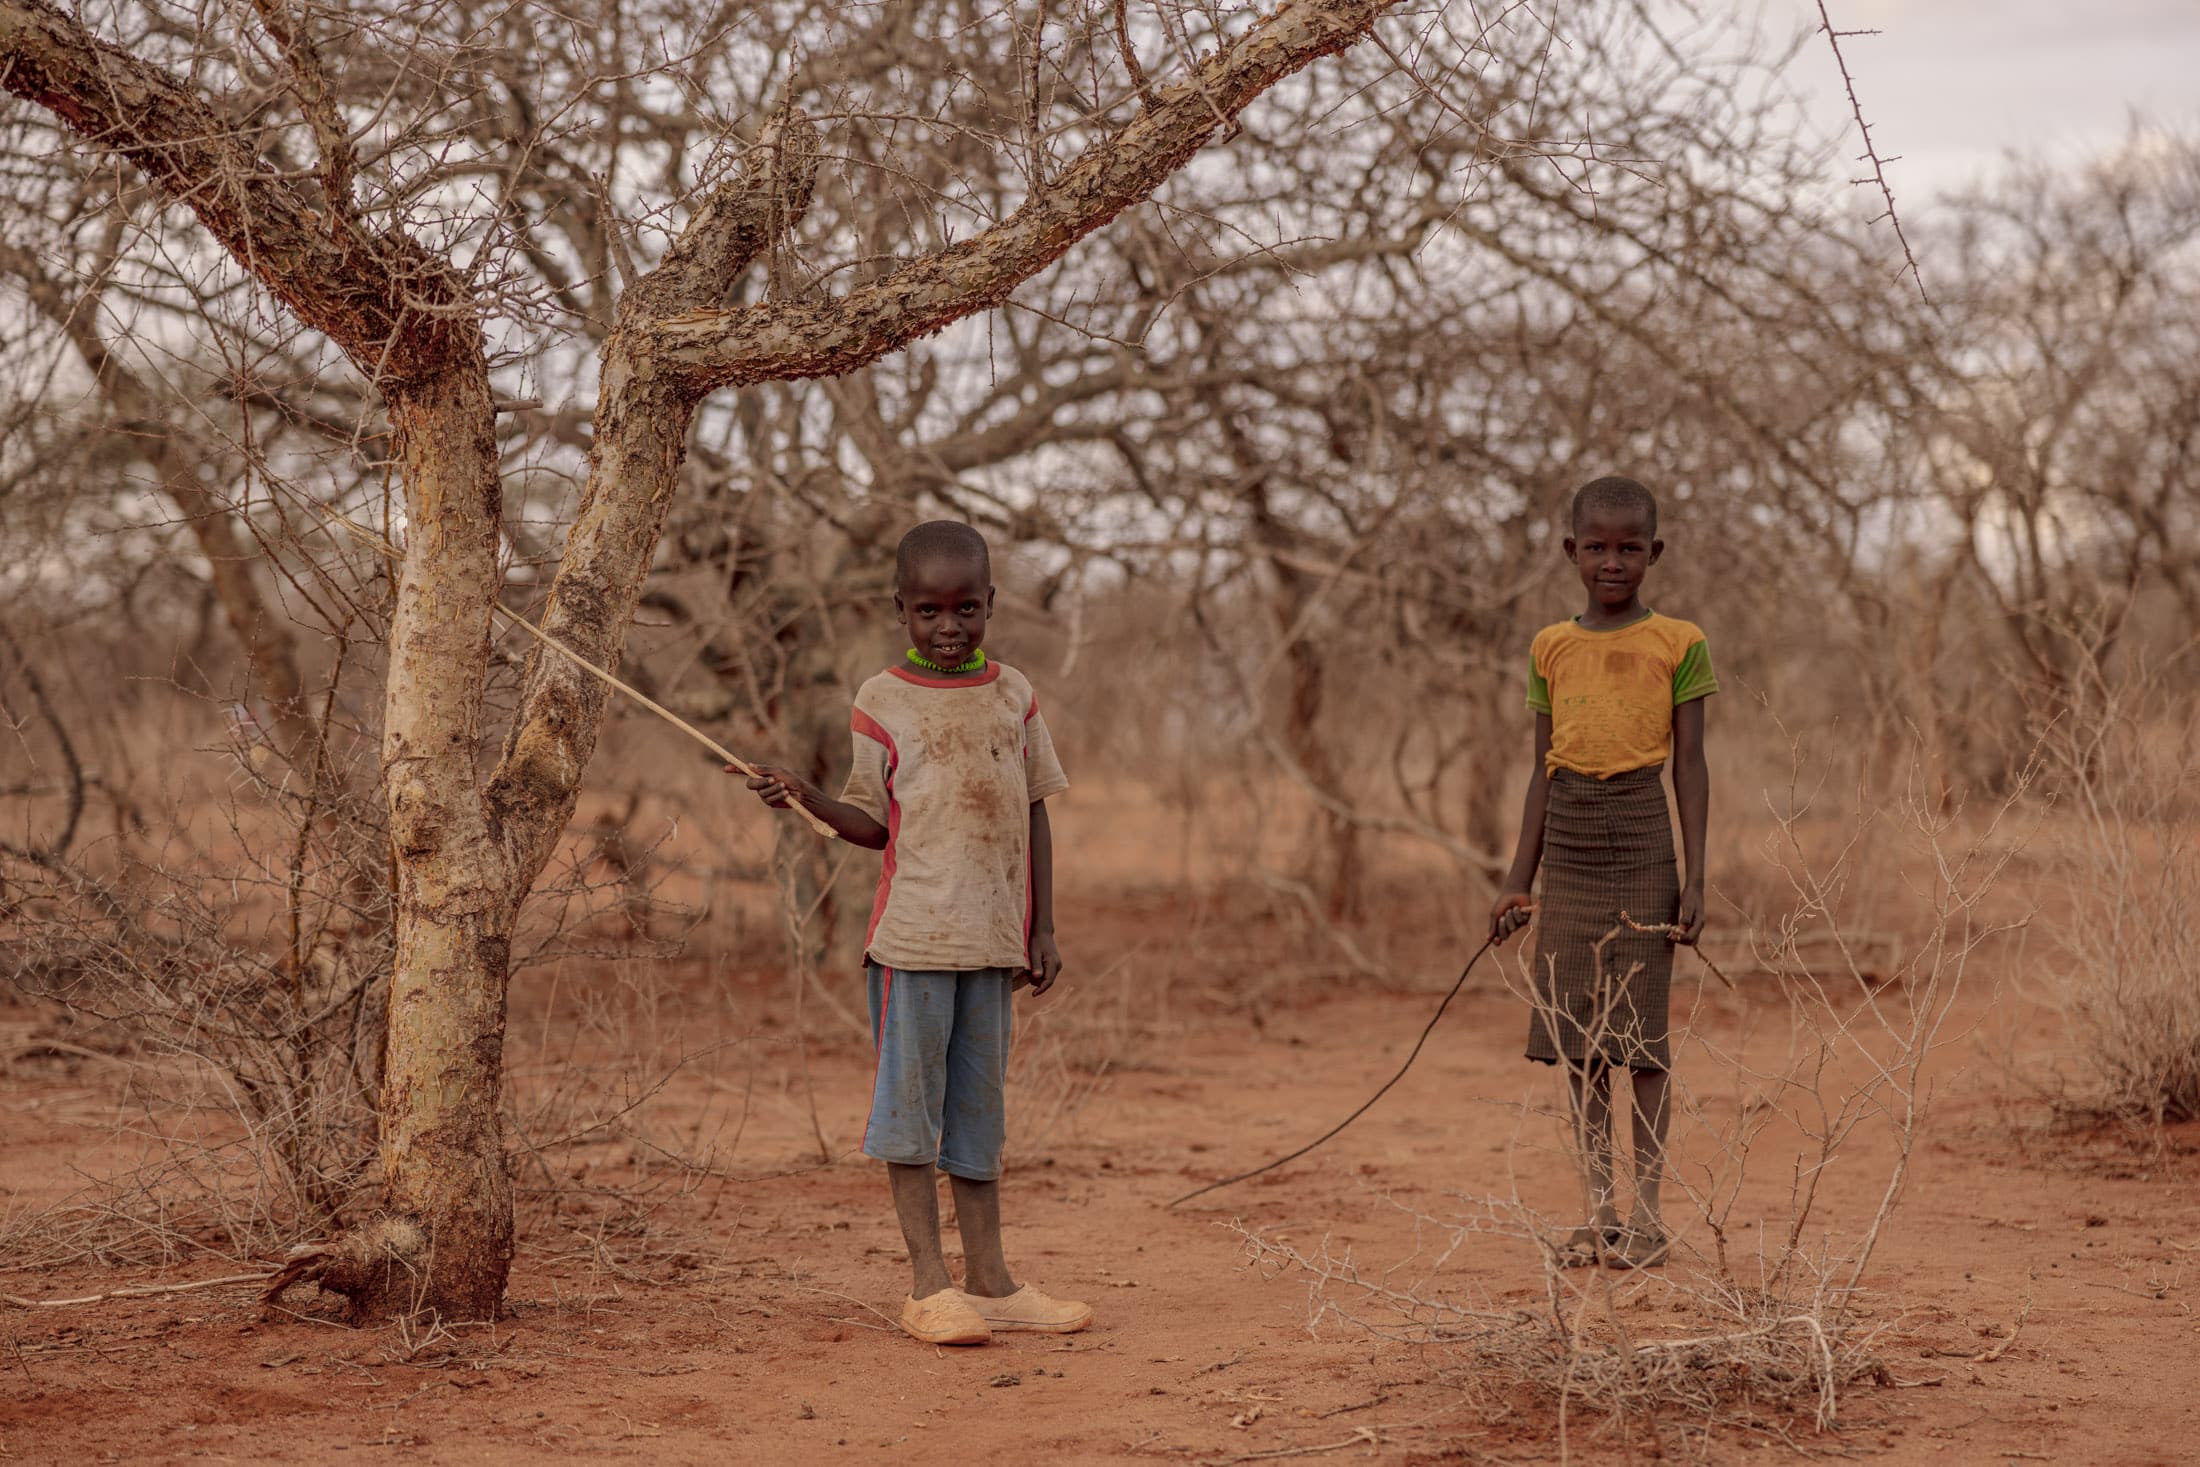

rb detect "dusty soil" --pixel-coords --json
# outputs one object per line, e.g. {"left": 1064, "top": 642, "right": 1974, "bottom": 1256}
{"left": 3, "top": 894, "right": 2196, "bottom": 1466}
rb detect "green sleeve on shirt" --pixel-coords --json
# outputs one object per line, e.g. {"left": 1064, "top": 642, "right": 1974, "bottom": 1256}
{"left": 1526, "top": 662, "right": 1551, "bottom": 715}
{"left": 1672, "top": 639, "right": 1718, "bottom": 705}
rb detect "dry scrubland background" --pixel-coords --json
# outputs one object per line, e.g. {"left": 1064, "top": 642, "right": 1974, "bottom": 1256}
{"left": 1, "top": 0, "right": 2197, "bottom": 1458}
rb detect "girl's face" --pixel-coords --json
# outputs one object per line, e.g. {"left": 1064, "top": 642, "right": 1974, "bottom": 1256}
{"left": 1565, "top": 507, "right": 1662, "bottom": 614}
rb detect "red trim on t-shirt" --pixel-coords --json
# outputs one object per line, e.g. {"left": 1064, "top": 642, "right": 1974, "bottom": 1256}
{"left": 858, "top": 804, "right": 893, "bottom": 954}
{"left": 851, "top": 707, "right": 897, "bottom": 760}
{"left": 888, "top": 662, "right": 1002, "bottom": 690}
{"left": 867, "top": 791, "right": 901, "bottom": 953}
{"left": 853, "top": 707, "right": 902, "bottom": 952}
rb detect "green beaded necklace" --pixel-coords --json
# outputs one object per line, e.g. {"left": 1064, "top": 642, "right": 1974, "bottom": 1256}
{"left": 905, "top": 647, "right": 987, "bottom": 675}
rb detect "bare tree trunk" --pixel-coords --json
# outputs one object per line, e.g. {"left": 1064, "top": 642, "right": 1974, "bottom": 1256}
{"left": 1258, "top": 506, "right": 1364, "bottom": 922}
{"left": 5, "top": 0, "right": 1407, "bottom": 1323}
{"left": 371, "top": 363, "right": 513, "bottom": 1318}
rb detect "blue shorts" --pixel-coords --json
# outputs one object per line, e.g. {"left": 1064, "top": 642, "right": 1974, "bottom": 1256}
{"left": 863, "top": 964, "right": 1015, "bottom": 1181}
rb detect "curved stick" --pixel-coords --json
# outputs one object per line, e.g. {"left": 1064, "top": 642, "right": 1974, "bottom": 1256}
{"left": 1168, "top": 936, "right": 1497, "bottom": 1208}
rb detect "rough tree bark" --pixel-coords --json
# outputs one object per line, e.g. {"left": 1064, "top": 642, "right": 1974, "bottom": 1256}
{"left": 4, "top": 0, "right": 1407, "bottom": 1320}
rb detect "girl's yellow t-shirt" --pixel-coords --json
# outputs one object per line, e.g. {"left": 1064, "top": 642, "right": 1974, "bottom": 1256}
{"left": 1526, "top": 611, "right": 1717, "bottom": 779}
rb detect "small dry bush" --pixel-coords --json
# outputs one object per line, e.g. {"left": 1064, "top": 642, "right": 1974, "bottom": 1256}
{"left": 1239, "top": 735, "right": 2037, "bottom": 1455}
{"left": 2, "top": 666, "right": 394, "bottom": 1262}
{"left": 0, "top": 647, "right": 720, "bottom": 1275}
{"left": 2039, "top": 664, "right": 2200, "bottom": 1125}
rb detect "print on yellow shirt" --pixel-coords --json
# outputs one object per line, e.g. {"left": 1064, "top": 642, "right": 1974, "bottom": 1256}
{"left": 1525, "top": 611, "right": 1718, "bottom": 779}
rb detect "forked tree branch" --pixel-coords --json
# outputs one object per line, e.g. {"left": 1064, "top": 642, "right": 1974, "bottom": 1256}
{"left": 0, "top": 0, "right": 476, "bottom": 382}
{"left": 651, "top": 0, "right": 1406, "bottom": 391}
{"left": 247, "top": 0, "right": 363, "bottom": 223}
{"left": 486, "top": 107, "right": 828, "bottom": 873}
{"left": 484, "top": 3, "right": 1412, "bottom": 874}
{"left": 623, "top": 103, "right": 823, "bottom": 319}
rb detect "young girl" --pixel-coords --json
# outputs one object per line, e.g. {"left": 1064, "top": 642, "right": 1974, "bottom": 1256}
{"left": 1489, "top": 476, "right": 1715, "bottom": 1270}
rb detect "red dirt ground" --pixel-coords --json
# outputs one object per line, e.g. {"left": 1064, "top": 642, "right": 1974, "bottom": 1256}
{"left": 3, "top": 895, "right": 2196, "bottom": 1466}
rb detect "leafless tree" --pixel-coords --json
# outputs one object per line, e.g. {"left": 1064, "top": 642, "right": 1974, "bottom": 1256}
{"left": 3, "top": 0, "right": 1527, "bottom": 1321}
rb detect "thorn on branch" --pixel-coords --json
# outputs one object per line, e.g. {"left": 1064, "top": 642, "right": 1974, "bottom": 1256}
{"left": 1814, "top": 1, "right": 1928, "bottom": 306}
{"left": 1114, "top": 0, "right": 1156, "bottom": 112}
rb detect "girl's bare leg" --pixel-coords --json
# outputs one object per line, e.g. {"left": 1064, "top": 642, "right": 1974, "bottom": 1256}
{"left": 1567, "top": 1063, "right": 1621, "bottom": 1241}
{"left": 1629, "top": 1067, "right": 1672, "bottom": 1236}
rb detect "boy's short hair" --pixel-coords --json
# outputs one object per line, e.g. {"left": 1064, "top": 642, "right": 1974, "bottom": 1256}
{"left": 895, "top": 520, "right": 992, "bottom": 587}
{"left": 1571, "top": 476, "right": 1659, "bottom": 535}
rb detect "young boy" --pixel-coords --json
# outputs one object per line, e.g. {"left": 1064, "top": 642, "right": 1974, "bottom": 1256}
{"left": 1488, "top": 476, "right": 1715, "bottom": 1271}
{"left": 740, "top": 520, "right": 1092, "bottom": 1345}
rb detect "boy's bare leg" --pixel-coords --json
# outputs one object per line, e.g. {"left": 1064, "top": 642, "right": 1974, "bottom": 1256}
{"left": 1567, "top": 1064, "right": 1621, "bottom": 1240}
{"left": 888, "top": 1162, "right": 956, "bottom": 1299}
{"left": 1628, "top": 1067, "right": 1672, "bottom": 1236}
{"left": 948, "top": 1175, "right": 1018, "bottom": 1299}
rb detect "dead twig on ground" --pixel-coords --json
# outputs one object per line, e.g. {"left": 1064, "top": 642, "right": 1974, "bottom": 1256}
{"left": 2, "top": 1271, "right": 276, "bottom": 1309}
{"left": 1971, "top": 1280, "right": 2034, "bottom": 1364}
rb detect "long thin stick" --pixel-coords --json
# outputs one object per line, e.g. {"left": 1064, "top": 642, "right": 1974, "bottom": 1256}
{"left": 3, "top": 1273, "right": 275, "bottom": 1309}
{"left": 1168, "top": 937, "right": 1495, "bottom": 1208}
{"left": 490, "top": 606, "right": 837, "bottom": 840}
{"left": 301, "top": 499, "right": 836, "bottom": 840}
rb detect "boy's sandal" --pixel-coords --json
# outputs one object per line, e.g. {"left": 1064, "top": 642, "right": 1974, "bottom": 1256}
{"left": 901, "top": 1289, "right": 992, "bottom": 1345}
{"left": 1553, "top": 1224, "right": 1621, "bottom": 1268}
{"left": 960, "top": 1283, "right": 1093, "bottom": 1334}
{"left": 1608, "top": 1227, "right": 1672, "bottom": 1270}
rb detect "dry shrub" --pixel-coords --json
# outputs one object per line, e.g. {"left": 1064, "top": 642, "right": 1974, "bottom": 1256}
{"left": 1238, "top": 735, "right": 2036, "bottom": 1454}
{"left": 1006, "top": 952, "right": 1170, "bottom": 1160}
{"left": 1240, "top": 1216, "right": 1890, "bottom": 1447}
{"left": 3, "top": 670, "right": 394, "bottom": 1261}
{"left": 0, "top": 648, "right": 714, "bottom": 1273}
{"left": 2040, "top": 663, "right": 2200, "bottom": 1125}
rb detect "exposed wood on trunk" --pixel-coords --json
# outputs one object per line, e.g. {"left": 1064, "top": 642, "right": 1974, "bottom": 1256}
{"left": 372, "top": 362, "right": 512, "bottom": 1320}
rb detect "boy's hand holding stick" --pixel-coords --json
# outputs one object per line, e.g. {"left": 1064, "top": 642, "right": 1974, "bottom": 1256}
{"left": 737, "top": 765, "right": 845, "bottom": 842}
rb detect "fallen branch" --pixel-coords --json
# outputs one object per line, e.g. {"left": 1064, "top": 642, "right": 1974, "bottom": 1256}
{"left": 2, "top": 1272, "right": 276, "bottom": 1309}
{"left": 1214, "top": 1428, "right": 1385, "bottom": 1464}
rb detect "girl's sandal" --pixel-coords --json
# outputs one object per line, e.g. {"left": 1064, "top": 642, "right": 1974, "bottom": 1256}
{"left": 1609, "top": 1227, "right": 1671, "bottom": 1270}
{"left": 1554, "top": 1224, "right": 1621, "bottom": 1268}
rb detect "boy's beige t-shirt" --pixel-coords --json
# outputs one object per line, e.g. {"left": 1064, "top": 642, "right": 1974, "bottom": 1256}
{"left": 839, "top": 661, "right": 1069, "bottom": 972}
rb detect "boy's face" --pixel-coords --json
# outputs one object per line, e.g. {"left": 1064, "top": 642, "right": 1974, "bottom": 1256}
{"left": 894, "top": 556, "right": 994, "bottom": 669}
{"left": 1564, "top": 506, "right": 1662, "bottom": 613}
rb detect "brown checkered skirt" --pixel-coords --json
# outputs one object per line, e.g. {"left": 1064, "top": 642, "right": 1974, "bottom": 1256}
{"left": 1523, "top": 765, "right": 1679, "bottom": 1071}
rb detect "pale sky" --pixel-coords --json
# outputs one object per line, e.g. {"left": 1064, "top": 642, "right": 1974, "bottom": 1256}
{"left": 1771, "top": 0, "right": 2200, "bottom": 198}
